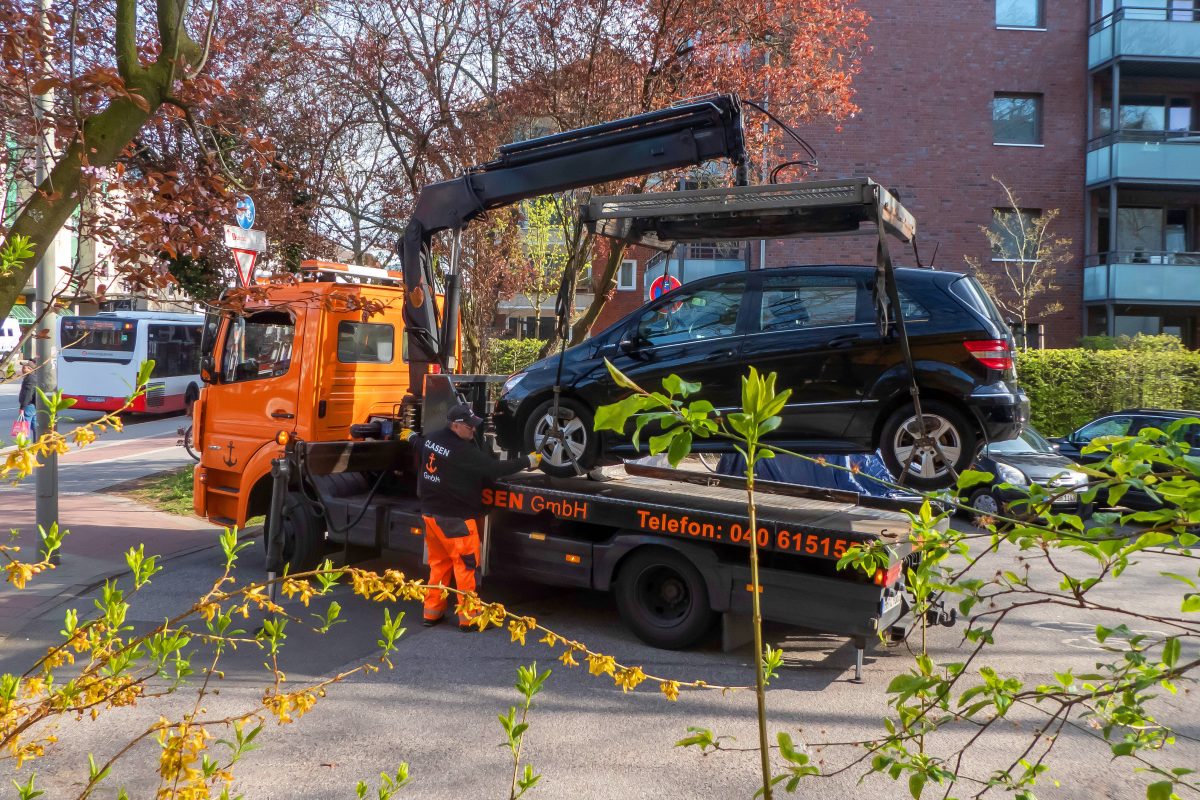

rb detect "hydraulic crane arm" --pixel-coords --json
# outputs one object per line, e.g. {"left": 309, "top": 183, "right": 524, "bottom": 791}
{"left": 400, "top": 94, "right": 748, "bottom": 386}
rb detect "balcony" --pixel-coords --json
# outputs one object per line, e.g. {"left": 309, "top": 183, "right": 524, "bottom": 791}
{"left": 1087, "top": 130, "right": 1200, "bottom": 185}
{"left": 1089, "top": 5, "right": 1200, "bottom": 69}
{"left": 1084, "top": 251, "right": 1200, "bottom": 302}
{"left": 643, "top": 243, "right": 746, "bottom": 298}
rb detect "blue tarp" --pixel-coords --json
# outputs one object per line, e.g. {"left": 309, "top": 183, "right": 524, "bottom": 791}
{"left": 716, "top": 451, "right": 916, "bottom": 500}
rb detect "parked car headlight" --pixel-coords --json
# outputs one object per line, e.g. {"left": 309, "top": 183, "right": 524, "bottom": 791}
{"left": 502, "top": 372, "right": 526, "bottom": 395}
{"left": 996, "top": 463, "right": 1028, "bottom": 486}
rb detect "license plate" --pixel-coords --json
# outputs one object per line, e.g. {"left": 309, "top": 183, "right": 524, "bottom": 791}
{"left": 86, "top": 396, "right": 106, "bottom": 403}
{"left": 880, "top": 592, "right": 902, "bottom": 615}
{"left": 1052, "top": 493, "right": 1078, "bottom": 505}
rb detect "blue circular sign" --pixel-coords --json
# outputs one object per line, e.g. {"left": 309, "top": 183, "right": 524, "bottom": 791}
{"left": 235, "top": 195, "right": 255, "bottom": 230}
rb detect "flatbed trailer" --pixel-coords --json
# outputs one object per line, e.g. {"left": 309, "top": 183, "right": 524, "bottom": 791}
{"left": 268, "top": 429, "right": 949, "bottom": 679}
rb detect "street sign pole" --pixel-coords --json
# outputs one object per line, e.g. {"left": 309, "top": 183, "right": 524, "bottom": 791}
{"left": 34, "top": 0, "right": 58, "bottom": 554}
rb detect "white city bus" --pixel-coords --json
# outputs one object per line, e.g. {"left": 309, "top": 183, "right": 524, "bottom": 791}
{"left": 58, "top": 311, "right": 204, "bottom": 414}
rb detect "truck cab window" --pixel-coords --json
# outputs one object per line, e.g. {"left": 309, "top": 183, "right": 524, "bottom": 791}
{"left": 337, "top": 321, "right": 394, "bottom": 363}
{"left": 636, "top": 280, "right": 744, "bottom": 346}
{"left": 221, "top": 311, "right": 295, "bottom": 383}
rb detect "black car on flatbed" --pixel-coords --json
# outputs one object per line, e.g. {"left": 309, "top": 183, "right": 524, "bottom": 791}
{"left": 495, "top": 265, "right": 1029, "bottom": 490}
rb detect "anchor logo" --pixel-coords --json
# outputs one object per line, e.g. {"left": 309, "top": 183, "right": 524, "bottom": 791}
{"left": 223, "top": 441, "right": 238, "bottom": 467}
{"left": 425, "top": 452, "right": 438, "bottom": 474}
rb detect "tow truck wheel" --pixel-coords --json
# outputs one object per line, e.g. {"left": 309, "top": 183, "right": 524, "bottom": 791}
{"left": 263, "top": 492, "right": 325, "bottom": 574}
{"left": 880, "top": 400, "right": 977, "bottom": 491}
{"left": 615, "top": 548, "right": 714, "bottom": 650}
{"left": 525, "top": 397, "right": 599, "bottom": 478}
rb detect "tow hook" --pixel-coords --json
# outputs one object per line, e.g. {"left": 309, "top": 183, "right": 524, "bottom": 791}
{"left": 925, "top": 601, "right": 957, "bottom": 628}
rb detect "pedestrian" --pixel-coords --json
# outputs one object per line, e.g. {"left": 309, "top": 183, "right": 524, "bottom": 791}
{"left": 17, "top": 359, "right": 38, "bottom": 440}
{"left": 402, "top": 404, "right": 541, "bottom": 630}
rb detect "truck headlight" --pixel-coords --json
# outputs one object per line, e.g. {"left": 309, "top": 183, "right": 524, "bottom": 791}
{"left": 996, "top": 463, "right": 1028, "bottom": 487}
{"left": 502, "top": 372, "right": 526, "bottom": 395}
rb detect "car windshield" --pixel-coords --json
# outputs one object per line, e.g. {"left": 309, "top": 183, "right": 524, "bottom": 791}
{"left": 986, "top": 428, "right": 1056, "bottom": 455}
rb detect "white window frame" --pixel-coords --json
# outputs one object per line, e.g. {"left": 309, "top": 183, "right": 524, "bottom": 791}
{"left": 617, "top": 259, "right": 637, "bottom": 291}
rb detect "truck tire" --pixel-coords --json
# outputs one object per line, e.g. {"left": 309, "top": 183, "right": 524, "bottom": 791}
{"left": 880, "top": 400, "right": 977, "bottom": 491}
{"left": 262, "top": 492, "right": 325, "bottom": 574}
{"left": 524, "top": 397, "right": 600, "bottom": 478}
{"left": 614, "top": 548, "right": 715, "bottom": 650}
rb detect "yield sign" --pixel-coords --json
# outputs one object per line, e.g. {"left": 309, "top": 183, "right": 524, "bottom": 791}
{"left": 232, "top": 248, "right": 258, "bottom": 287}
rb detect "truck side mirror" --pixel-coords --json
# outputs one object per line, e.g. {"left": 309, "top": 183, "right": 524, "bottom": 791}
{"left": 200, "top": 355, "right": 217, "bottom": 384}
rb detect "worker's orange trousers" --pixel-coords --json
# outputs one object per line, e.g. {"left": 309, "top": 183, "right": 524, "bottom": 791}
{"left": 421, "top": 515, "right": 481, "bottom": 625}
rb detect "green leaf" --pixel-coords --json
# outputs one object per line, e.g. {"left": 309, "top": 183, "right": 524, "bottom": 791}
{"left": 604, "top": 358, "right": 642, "bottom": 392}
{"left": 594, "top": 395, "right": 651, "bottom": 434}
{"left": 909, "top": 773, "right": 926, "bottom": 800}
{"left": 1146, "top": 780, "right": 1174, "bottom": 800}
{"left": 667, "top": 430, "right": 692, "bottom": 467}
{"left": 662, "top": 374, "right": 701, "bottom": 398}
{"left": 1163, "top": 637, "right": 1180, "bottom": 668}
{"left": 136, "top": 360, "right": 156, "bottom": 388}
{"left": 1182, "top": 594, "right": 1200, "bottom": 613}
{"left": 956, "top": 469, "right": 994, "bottom": 491}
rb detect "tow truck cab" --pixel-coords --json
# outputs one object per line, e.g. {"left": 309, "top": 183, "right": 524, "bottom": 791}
{"left": 192, "top": 261, "right": 438, "bottom": 528}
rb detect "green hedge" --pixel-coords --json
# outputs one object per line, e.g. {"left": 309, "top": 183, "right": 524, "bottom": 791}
{"left": 1017, "top": 348, "right": 1200, "bottom": 436}
{"left": 487, "top": 338, "right": 546, "bottom": 375}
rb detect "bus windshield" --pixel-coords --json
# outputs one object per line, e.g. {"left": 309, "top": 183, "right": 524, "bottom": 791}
{"left": 61, "top": 317, "right": 138, "bottom": 357}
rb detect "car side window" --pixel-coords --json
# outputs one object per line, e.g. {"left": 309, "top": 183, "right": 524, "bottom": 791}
{"left": 759, "top": 275, "right": 859, "bottom": 331}
{"left": 1074, "top": 416, "right": 1133, "bottom": 444}
{"left": 636, "top": 279, "right": 744, "bottom": 346}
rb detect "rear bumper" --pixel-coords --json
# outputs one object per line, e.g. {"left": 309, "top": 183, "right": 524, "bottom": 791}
{"left": 966, "top": 383, "right": 1029, "bottom": 443}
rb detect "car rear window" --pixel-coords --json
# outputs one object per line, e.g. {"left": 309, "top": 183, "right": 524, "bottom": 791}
{"left": 949, "top": 276, "right": 1006, "bottom": 327}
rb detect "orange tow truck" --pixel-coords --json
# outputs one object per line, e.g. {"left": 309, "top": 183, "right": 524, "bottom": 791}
{"left": 191, "top": 260, "right": 449, "bottom": 528}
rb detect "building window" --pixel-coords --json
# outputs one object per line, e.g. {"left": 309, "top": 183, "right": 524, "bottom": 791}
{"left": 617, "top": 259, "right": 637, "bottom": 291}
{"left": 990, "top": 208, "right": 1042, "bottom": 261}
{"left": 993, "top": 94, "right": 1043, "bottom": 145}
{"left": 996, "top": 0, "right": 1043, "bottom": 27}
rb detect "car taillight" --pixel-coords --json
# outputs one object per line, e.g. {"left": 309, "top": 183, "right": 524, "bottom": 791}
{"left": 873, "top": 562, "right": 903, "bottom": 587}
{"left": 964, "top": 339, "right": 1014, "bottom": 371}
{"left": 428, "top": 364, "right": 442, "bottom": 374}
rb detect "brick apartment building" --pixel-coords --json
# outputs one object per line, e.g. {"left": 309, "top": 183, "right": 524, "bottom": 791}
{"left": 590, "top": 0, "right": 1200, "bottom": 348}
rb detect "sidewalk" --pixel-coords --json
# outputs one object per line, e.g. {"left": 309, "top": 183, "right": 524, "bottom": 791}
{"left": 0, "top": 490, "right": 224, "bottom": 638}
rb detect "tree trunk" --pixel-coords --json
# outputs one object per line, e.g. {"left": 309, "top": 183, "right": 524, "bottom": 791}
{"left": 568, "top": 243, "right": 627, "bottom": 346}
{"left": 0, "top": 93, "right": 157, "bottom": 320}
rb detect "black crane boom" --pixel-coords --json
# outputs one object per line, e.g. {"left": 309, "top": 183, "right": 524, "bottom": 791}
{"left": 400, "top": 95, "right": 749, "bottom": 388}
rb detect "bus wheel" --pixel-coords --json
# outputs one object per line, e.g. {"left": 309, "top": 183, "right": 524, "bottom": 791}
{"left": 263, "top": 493, "right": 325, "bottom": 573}
{"left": 615, "top": 548, "right": 714, "bottom": 650}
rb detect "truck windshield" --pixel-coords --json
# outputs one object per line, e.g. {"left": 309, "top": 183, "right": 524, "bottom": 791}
{"left": 221, "top": 311, "right": 295, "bottom": 382}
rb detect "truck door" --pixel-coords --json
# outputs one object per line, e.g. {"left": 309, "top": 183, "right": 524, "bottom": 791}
{"left": 202, "top": 309, "right": 301, "bottom": 474}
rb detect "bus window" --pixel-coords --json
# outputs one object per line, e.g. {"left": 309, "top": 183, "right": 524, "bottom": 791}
{"left": 337, "top": 321, "right": 394, "bottom": 363}
{"left": 221, "top": 311, "right": 294, "bottom": 382}
{"left": 61, "top": 317, "right": 138, "bottom": 361}
{"left": 148, "top": 324, "right": 204, "bottom": 378}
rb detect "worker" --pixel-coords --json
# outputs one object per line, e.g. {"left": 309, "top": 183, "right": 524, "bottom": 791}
{"left": 402, "top": 404, "right": 541, "bottom": 630}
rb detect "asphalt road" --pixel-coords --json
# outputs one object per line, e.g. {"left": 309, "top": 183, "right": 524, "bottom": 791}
{"left": 0, "top": 380, "right": 194, "bottom": 493}
{"left": 1, "top": 528, "right": 1196, "bottom": 799}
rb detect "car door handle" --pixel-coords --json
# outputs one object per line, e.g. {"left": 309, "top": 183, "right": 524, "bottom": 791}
{"left": 271, "top": 410, "right": 295, "bottom": 420}
{"left": 826, "top": 333, "right": 861, "bottom": 348}
{"left": 706, "top": 348, "right": 737, "bottom": 361}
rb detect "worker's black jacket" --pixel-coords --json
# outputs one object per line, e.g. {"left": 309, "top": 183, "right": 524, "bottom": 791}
{"left": 411, "top": 427, "right": 530, "bottom": 518}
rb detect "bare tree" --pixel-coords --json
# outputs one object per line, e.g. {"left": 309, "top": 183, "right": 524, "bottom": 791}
{"left": 964, "top": 177, "right": 1069, "bottom": 349}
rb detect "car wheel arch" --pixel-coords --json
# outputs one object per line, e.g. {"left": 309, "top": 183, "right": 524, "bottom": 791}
{"left": 871, "top": 387, "right": 983, "bottom": 451}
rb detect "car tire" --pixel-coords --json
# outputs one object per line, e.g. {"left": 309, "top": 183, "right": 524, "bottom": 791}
{"left": 262, "top": 492, "right": 325, "bottom": 574}
{"left": 614, "top": 548, "right": 715, "bottom": 650}
{"left": 523, "top": 397, "right": 600, "bottom": 478}
{"left": 881, "top": 400, "right": 978, "bottom": 491}
{"left": 967, "top": 487, "right": 1002, "bottom": 518}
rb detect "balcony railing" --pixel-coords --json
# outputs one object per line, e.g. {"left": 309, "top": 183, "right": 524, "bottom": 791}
{"left": 1086, "top": 130, "right": 1200, "bottom": 184}
{"left": 1084, "top": 251, "right": 1200, "bottom": 302}
{"left": 1089, "top": 4, "right": 1200, "bottom": 66}
{"left": 645, "top": 242, "right": 746, "bottom": 271}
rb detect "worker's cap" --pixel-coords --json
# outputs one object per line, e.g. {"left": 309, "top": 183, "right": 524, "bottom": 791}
{"left": 447, "top": 404, "right": 484, "bottom": 428}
